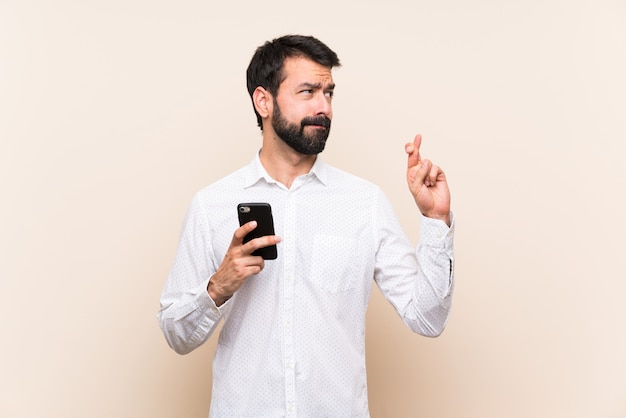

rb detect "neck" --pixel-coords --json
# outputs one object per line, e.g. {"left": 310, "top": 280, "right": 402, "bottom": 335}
{"left": 259, "top": 132, "right": 317, "bottom": 189}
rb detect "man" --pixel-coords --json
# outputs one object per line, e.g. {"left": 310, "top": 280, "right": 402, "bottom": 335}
{"left": 158, "top": 35, "right": 455, "bottom": 417}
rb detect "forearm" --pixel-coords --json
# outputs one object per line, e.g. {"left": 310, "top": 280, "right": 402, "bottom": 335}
{"left": 406, "top": 214, "right": 455, "bottom": 336}
{"left": 157, "top": 278, "right": 224, "bottom": 354}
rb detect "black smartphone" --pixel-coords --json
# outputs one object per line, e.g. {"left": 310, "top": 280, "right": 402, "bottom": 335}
{"left": 237, "top": 202, "right": 278, "bottom": 260}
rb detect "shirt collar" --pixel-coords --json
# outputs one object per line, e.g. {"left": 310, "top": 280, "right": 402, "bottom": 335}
{"left": 243, "top": 149, "right": 329, "bottom": 188}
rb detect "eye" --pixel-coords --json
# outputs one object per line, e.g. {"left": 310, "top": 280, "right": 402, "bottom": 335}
{"left": 325, "top": 90, "right": 334, "bottom": 98}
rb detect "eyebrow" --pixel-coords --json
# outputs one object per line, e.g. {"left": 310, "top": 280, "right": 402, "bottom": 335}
{"left": 298, "top": 82, "right": 336, "bottom": 90}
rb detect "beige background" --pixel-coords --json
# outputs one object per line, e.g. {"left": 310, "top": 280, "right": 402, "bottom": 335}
{"left": 1, "top": 0, "right": 625, "bottom": 417}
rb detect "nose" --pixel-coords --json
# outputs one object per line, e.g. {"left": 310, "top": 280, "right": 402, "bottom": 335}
{"left": 314, "top": 92, "right": 332, "bottom": 117}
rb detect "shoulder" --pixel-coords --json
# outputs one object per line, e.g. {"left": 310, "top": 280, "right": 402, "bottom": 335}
{"left": 181, "top": 166, "right": 249, "bottom": 223}
{"left": 195, "top": 166, "right": 247, "bottom": 199}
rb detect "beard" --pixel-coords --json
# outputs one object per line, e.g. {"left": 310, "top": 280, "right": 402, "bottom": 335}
{"left": 271, "top": 101, "right": 332, "bottom": 155}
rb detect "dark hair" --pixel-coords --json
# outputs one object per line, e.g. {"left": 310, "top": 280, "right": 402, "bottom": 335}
{"left": 246, "top": 35, "right": 341, "bottom": 130}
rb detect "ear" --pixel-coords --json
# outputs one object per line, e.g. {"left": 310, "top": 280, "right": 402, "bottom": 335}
{"left": 252, "top": 86, "right": 273, "bottom": 120}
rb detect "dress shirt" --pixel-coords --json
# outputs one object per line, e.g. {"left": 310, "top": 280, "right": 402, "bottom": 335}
{"left": 157, "top": 152, "right": 455, "bottom": 418}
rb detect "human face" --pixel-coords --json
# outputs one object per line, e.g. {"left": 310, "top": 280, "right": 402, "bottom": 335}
{"left": 270, "top": 57, "right": 335, "bottom": 155}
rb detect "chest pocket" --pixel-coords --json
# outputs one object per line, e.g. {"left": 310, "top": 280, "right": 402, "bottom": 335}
{"left": 310, "top": 234, "right": 360, "bottom": 293}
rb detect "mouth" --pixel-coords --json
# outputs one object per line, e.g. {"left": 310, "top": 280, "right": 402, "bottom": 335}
{"left": 301, "top": 116, "right": 331, "bottom": 130}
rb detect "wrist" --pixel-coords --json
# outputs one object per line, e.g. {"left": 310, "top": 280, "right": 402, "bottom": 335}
{"left": 423, "top": 212, "right": 451, "bottom": 227}
{"left": 207, "top": 279, "right": 231, "bottom": 307}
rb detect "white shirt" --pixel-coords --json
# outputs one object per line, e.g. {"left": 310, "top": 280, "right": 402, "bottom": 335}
{"left": 157, "top": 153, "right": 455, "bottom": 418}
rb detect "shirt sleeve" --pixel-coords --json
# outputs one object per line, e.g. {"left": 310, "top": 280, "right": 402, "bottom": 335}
{"left": 373, "top": 190, "right": 455, "bottom": 337}
{"left": 156, "top": 194, "right": 230, "bottom": 354}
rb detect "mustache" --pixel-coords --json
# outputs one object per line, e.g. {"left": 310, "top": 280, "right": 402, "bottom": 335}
{"left": 301, "top": 116, "right": 331, "bottom": 129}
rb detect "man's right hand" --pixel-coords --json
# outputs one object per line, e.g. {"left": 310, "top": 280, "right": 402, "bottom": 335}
{"left": 207, "top": 221, "right": 281, "bottom": 307}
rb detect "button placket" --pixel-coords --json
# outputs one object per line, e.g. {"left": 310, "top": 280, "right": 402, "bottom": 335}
{"left": 283, "top": 190, "right": 297, "bottom": 415}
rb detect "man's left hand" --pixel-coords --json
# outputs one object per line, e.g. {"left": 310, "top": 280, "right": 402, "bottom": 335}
{"left": 405, "top": 134, "right": 451, "bottom": 226}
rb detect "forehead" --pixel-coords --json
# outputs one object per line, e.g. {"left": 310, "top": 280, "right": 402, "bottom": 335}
{"left": 280, "top": 56, "right": 334, "bottom": 86}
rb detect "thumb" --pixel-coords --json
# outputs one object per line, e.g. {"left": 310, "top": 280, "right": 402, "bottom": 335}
{"left": 233, "top": 221, "right": 257, "bottom": 245}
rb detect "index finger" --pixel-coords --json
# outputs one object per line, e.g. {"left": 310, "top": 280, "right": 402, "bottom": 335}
{"left": 232, "top": 221, "right": 281, "bottom": 255}
{"left": 242, "top": 234, "right": 281, "bottom": 257}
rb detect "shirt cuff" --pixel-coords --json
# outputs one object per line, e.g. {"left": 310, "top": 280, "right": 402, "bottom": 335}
{"left": 420, "top": 211, "right": 455, "bottom": 250}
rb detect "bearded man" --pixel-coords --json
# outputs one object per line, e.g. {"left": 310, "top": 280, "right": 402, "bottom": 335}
{"left": 158, "top": 34, "right": 455, "bottom": 418}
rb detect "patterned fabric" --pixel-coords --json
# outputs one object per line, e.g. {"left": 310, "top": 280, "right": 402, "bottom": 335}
{"left": 158, "top": 152, "right": 455, "bottom": 417}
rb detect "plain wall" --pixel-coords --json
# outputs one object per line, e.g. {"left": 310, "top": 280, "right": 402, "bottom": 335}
{"left": 1, "top": 0, "right": 625, "bottom": 417}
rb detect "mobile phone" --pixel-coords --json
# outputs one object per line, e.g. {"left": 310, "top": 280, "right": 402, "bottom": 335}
{"left": 237, "top": 203, "right": 278, "bottom": 260}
